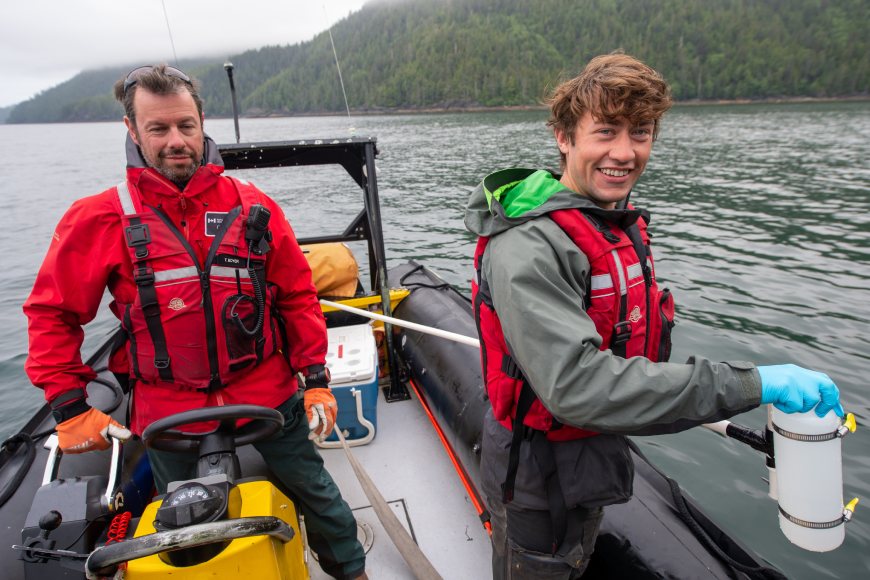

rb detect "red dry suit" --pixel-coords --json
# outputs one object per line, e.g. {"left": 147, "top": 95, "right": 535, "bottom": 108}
{"left": 24, "top": 137, "right": 326, "bottom": 434}
{"left": 472, "top": 206, "right": 675, "bottom": 441}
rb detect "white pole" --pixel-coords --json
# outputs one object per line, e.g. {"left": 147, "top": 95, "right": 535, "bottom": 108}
{"left": 321, "top": 298, "right": 734, "bottom": 434}
{"left": 319, "top": 299, "right": 481, "bottom": 348}
{"left": 702, "top": 421, "right": 731, "bottom": 436}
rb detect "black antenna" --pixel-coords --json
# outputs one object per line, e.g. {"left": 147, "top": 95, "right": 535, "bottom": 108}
{"left": 223, "top": 62, "right": 241, "bottom": 144}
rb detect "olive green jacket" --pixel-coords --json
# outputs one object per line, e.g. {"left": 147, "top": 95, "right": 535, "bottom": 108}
{"left": 465, "top": 168, "right": 761, "bottom": 436}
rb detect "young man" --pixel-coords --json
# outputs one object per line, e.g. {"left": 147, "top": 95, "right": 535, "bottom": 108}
{"left": 465, "top": 53, "right": 843, "bottom": 578}
{"left": 23, "top": 65, "right": 366, "bottom": 580}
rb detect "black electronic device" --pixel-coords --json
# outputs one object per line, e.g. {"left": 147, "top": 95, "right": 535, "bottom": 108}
{"left": 244, "top": 204, "right": 272, "bottom": 255}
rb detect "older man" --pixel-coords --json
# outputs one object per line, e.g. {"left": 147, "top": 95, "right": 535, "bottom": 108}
{"left": 24, "top": 64, "right": 367, "bottom": 580}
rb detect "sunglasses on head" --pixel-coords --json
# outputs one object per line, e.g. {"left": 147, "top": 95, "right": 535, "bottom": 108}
{"left": 122, "top": 65, "right": 192, "bottom": 96}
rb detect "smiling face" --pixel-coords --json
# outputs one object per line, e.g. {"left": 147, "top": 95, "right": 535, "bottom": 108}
{"left": 124, "top": 87, "right": 204, "bottom": 184}
{"left": 555, "top": 112, "right": 654, "bottom": 209}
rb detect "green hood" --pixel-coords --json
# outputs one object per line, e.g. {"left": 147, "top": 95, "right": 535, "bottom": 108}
{"left": 464, "top": 168, "right": 600, "bottom": 237}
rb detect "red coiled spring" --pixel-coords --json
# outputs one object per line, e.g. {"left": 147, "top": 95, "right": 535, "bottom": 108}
{"left": 105, "top": 511, "right": 132, "bottom": 545}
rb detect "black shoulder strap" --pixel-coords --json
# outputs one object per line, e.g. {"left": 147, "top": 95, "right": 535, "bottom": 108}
{"left": 127, "top": 215, "right": 173, "bottom": 382}
{"left": 624, "top": 222, "right": 652, "bottom": 286}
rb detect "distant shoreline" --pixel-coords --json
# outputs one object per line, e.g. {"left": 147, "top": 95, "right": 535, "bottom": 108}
{"left": 238, "top": 94, "right": 869, "bottom": 119}
{"left": 3, "top": 95, "right": 867, "bottom": 125}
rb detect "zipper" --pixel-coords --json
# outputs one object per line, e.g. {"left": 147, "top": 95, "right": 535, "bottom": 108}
{"left": 179, "top": 195, "right": 188, "bottom": 237}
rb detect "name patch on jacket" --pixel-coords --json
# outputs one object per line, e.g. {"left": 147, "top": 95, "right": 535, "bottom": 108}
{"left": 205, "top": 212, "right": 228, "bottom": 237}
{"left": 214, "top": 254, "right": 245, "bottom": 268}
{"left": 213, "top": 254, "right": 264, "bottom": 270}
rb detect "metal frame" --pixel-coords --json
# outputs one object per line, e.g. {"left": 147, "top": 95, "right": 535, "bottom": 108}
{"left": 219, "top": 137, "right": 408, "bottom": 401}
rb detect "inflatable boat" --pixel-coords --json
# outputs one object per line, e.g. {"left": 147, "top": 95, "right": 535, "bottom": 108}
{"left": 0, "top": 135, "right": 785, "bottom": 579}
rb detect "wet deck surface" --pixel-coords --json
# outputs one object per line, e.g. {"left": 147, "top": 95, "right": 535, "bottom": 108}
{"left": 310, "top": 383, "right": 491, "bottom": 579}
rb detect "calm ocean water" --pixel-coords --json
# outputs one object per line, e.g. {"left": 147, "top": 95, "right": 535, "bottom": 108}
{"left": 0, "top": 103, "right": 868, "bottom": 577}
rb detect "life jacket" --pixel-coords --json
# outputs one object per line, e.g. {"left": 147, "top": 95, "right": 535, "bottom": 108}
{"left": 114, "top": 177, "right": 283, "bottom": 392}
{"left": 472, "top": 206, "right": 675, "bottom": 440}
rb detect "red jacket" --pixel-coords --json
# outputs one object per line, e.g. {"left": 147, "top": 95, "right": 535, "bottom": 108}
{"left": 24, "top": 138, "right": 326, "bottom": 434}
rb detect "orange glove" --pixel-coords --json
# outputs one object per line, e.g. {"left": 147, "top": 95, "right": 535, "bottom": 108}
{"left": 56, "top": 407, "right": 132, "bottom": 454}
{"left": 304, "top": 387, "right": 337, "bottom": 443}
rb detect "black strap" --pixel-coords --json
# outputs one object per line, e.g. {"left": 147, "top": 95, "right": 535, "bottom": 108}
{"left": 624, "top": 221, "right": 653, "bottom": 358}
{"left": 611, "top": 292, "right": 630, "bottom": 357}
{"left": 502, "top": 379, "right": 536, "bottom": 504}
{"left": 123, "top": 305, "right": 141, "bottom": 380}
{"left": 625, "top": 223, "right": 652, "bottom": 286}
{"left": 50, "top": 397, "right": 90, "bottom": 424}
{"left": 529, "top": 430, "right": 568, "bottom": 553}
{"left": 128, "top": 216, "right": 172, "bottom": 382}
{"left": 501, "top": 375, "right": 569, "bottom": 553}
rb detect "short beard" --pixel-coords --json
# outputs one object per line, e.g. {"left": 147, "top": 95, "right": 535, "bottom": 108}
{"left": 155, "top": 158, "right": 200, "bottom": 183}
{"left": 144, "top": 147, "right": 200, "bottom": 184}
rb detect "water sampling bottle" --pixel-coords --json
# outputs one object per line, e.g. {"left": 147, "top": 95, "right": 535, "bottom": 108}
{"left": 770, "top": 407, "right": 858, "bottom": 552}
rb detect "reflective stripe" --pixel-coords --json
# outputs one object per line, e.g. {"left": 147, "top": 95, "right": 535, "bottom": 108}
{"left": 590, "top": 274, "right": 613, "bottom": 291}
{"left": 212, "top": 266, "right": 250, "bottom": 279}
{"left": 610, "top": 250, "right": 627, "bottom": 295}
{"left": 154, "top": 267, "right": 198, "bottom": 283}
{"left": 627, "top": 262, "right": 642, "bottom": 281}
{"left": 593, "top": 291, "right": 616, "bottom": 299}
{"left": 116, "top": 181, "right": 136, "bottom": 215}
{"left": 151, "top": 266, "right": 251, "bottom": 283}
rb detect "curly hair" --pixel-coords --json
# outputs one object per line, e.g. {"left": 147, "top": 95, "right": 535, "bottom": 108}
{"left": 547, "top": 53, "right": 672, "bottom": 168}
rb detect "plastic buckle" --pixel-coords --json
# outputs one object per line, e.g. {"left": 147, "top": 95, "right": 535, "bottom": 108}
{"left": 133, "top": 266, "right": 155, "bottom": 286}
{"left": 154, "top": 357, "right": 171, "bottom": 369}
{"left": 125, "top": 224, "right": 151, "bottom": 246}
{"left": 611, "top": 321, "right": 632, "bottom": 345}
{"left": 125, "top": 224, "right": 151, "bottom": 258}
{"left": 501, "top": 355, "right": 523, "bottom": 380}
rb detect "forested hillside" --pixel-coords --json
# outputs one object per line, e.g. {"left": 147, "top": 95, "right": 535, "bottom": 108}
{"left": 8, "top": 0, "right": 868, "bottom": 123}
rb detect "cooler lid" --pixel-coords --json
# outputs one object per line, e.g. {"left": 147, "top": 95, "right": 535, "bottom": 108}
{"left": 325, "top": 323, "right": 377, "bottom": 385}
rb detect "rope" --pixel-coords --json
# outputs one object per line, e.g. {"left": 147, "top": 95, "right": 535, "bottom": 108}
{"left": 323, "top": 5, "right": 352, "bottom": 121}
{"left": 628, "top": 440, "right": 787, "bottom": 580}
{"left": 160, "top": 0, "right": 179, "bottom": 66}
{"left": 0, "top": 433, "right": 36, "bottom": 507}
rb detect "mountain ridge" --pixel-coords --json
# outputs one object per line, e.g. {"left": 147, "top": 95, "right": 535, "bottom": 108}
{"left": 7, "top": 0, "right": 868, "bottom": 124}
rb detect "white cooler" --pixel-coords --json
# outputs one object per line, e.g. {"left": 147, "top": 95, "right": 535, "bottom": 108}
{"left": 324, "top": 324, "right": 379, "bottom": 441}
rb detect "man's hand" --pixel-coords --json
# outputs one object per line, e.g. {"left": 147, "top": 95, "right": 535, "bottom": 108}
{"left": 304, "top": 387, "right": 338, "bottom": 443}
{"left": 56, "top": 407, "right": 132, "bottom": 454}
{"left": 758, "top": 364, "right": 845, "bottom": 418}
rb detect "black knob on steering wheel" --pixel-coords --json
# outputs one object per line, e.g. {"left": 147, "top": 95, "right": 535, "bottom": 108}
{"left": 142, "top": 405, "right": 284, "bottom": 453}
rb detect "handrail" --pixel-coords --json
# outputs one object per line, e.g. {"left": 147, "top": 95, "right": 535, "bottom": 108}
{"left": 85, "top": 516, "right": 294, "bottom": 579}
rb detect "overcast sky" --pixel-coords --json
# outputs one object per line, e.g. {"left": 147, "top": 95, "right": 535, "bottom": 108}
{"left": 0, "top": 0, "right": 368, "bottom": 108}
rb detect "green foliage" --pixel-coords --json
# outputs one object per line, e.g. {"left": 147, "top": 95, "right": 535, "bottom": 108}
{"left": 7, "top": 0, "right": 869, "bottom": 123}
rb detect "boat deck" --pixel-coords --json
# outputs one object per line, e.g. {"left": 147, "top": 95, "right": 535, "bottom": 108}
{"left": 0, "top": 365, "right": 491, "bottom": 579}
{"left": 309, "top": 383, "right": 491, "bottom": 579}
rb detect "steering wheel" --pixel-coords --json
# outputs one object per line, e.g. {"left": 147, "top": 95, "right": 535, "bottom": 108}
{"left": 142, "top": 405, "right": 284, "bottom": 453}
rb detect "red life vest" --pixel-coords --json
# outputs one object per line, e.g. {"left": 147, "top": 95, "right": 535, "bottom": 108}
{"left": 113, "top": 177, "right": 282, "bottom": 392}
{"left": 472, "top": 206, "right": 675, "bottom": 441}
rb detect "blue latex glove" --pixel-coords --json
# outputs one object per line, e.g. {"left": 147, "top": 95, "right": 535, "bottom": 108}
{"left": 758, "top": 364, "right": 844, "bottom": 417}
